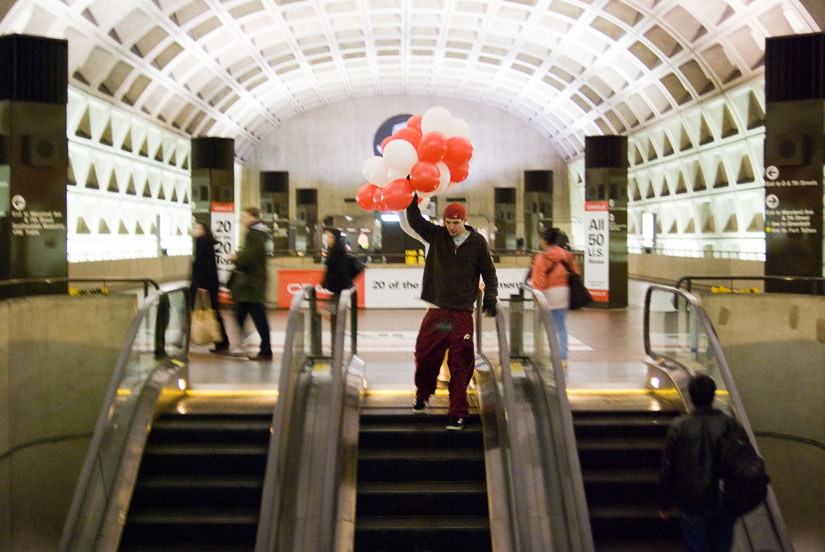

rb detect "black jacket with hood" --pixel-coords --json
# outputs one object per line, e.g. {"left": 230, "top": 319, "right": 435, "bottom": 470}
{"left": 405, "top": 199, "right": 497, "bottom": 312}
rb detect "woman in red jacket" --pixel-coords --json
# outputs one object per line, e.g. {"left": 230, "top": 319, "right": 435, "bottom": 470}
{"left": 530, "top": 227, "right": 580, "bottom": 368}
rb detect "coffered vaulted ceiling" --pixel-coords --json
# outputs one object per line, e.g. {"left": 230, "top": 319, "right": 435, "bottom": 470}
{"left": 1, "top": 0, "right": 821, "bottom": 159}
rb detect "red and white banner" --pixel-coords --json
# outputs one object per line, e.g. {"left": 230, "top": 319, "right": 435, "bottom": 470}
{"left": 277, "top": 269, "right": 366, "bottom": 309}
{"left": 584, "top": 201, "right": 609, "bottom": 302}
{"left": 211, "top": 202, "right": 235, "bottom": 303}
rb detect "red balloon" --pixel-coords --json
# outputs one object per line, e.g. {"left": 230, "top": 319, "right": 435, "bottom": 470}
{"left": 356, "top": 183, "right": 379, "bottom": 210}
{"left": 409, "top": 161, "right": 440, "bottom": 193}
{"left": 380, "top": 135, "right": 393, "bottom": 155}
{"left": 394, "top": 127, "right": 422, "bottom": 149}
{"left": 372, "top": 185, "right": 384, "bottom": 209}
{"left": 446, "top": 160, "right": 470, "bottom": 183}
{"left": 417, "top": 132, "right": 448, "bottom": 163}
{"left": 444, "top": 137, "right": 473, "bottom": 165}
{"left": 407, "top": 113, "right": 423, "bottom": 131}
{"left": 380, "top": 178, "right": 415, "bottom": 211}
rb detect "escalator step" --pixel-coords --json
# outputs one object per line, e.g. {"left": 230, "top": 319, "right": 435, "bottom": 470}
{"left": 357, "top": 480, "right": 488, "bottom": 516}
{"left": 355, "top": 515, "right": 491, "bottom": 551}
{"left": 148, "top": 418, "right": 271, "bottom": 444}
{"left": 358, "top": 423, "right": 482, "bottom": 449}
{"left": 357, "top": 449, "right": 486, "bottom": 482}
{"left": 130, "top": 475, "right": 263, "bottom": 509}
{"left": 120, "top": 510, "right": 258, "bottom": 544}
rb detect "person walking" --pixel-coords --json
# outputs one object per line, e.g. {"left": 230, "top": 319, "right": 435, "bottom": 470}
{"left": 321, "top": 227, "right": 363, "bottom": 345}
{"left": 405, "top": 195, "right": 498, "bottom": 430}
{"left": 529, "top": 226, "right": 580, "bottom": 369}
{"left": 659, "top": 374, "right": 747, "bottom": 552}
{"left": 190, "top": 221, "right": 230, "bottom": 352}
{"left": 229, "top": 207, "right": 272, "bottom": 361}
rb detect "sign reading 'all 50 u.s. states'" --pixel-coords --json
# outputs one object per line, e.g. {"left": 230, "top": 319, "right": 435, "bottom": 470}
{"left": 584, "top": 201, "right": 609, "bottom": 302}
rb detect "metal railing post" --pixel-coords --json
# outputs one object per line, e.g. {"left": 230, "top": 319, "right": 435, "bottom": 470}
{"left": 509, "top": 292, "right": 524, "bottom": 358}
{"left": 308, "top": 288, "right": 322, "bottom": 356}
{"left": 350, "top": 288, "right": 357, "bottom": 354}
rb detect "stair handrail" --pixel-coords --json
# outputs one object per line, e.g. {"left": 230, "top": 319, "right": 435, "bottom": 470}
{"left": 58, "top": 282, "right": 190, "bottom": 552}
{"left": 320, "top": 286, "right": 360, "bottom": 550}
{"left": 675, "top": 275, "right": 825, "bottom": 295}
{"left": 520, "top": 284, "right": 595, "bottom": 551}
{"left": 644, "top": 284, "right": 795, "bottom": 552}
{"left": 255, "top": 284, "right": 314, "bottom": 551}
{"left": 0, "top": 276, "right": 160, "bottom": 299}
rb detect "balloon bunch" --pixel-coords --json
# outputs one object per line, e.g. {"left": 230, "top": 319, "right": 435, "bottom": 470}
{"left": 356, "top": 106, "right": 474, "bottom": 212}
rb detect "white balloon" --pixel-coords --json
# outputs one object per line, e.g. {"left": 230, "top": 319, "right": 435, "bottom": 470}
{"left": 435, "top": 161, "right": 451, "bottom": 193}
{"left": 449, "top": 118, "right": 471, "bottom": 139}
{"left": 362, "top": 156, "right": 390, "bottom": 187}
{"left": 421, "top": 106, "right": 454, "bottom": 135}
{"left": 387, "top": 167, "right": 409, "bottom": 180}
{"left": 383, "top": 139, "right": 419, "bottom": 173}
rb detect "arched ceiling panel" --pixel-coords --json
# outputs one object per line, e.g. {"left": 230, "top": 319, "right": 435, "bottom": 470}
{"left": 0, "top": 0, "right": 820, "bottom": 160}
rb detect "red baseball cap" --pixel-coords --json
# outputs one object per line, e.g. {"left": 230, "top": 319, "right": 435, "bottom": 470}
{"left": 443, "top": 203, "right": 466, "bottom": 221}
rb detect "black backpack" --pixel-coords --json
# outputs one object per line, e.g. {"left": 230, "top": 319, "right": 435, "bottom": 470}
{"left": 718, "top": 421, "right": 770, "bottom": 516}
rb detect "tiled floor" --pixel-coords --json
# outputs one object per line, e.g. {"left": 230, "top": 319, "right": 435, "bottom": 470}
{"left": 187, "top": 279, "right": 655, "bottom": 394}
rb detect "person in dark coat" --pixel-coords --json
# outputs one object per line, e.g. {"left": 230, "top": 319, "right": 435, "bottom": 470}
{"left": 190, "top": 221, "right": 229, "bottom": 352}
{"left": 229, "top": 207, "right": 272, "bottom": 361}
{"left": 406, "top": 195, "right": 498, "bottom": 430}
{"left": 659, "top": 374, "right": 746, "bottom": 552}
{"left": 321, "top": 227, "right": 363, "bottom": 346}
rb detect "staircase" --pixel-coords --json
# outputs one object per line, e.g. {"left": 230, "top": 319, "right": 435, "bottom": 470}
{"left": 573, "top": 408, "right": 682, "bottom": 552}
{"left": 118, "top": 403, "right": 272, "bottom": 552}
{"left": 354, "top": 402, "right": 491, "bottom": 551}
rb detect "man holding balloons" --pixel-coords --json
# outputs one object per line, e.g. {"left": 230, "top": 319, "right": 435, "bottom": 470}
{"left": 406, "top": 194, "right": 498, "bottom": 431}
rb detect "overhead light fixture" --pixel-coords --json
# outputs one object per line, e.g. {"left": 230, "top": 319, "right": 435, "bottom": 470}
{"left": 380, "top": 213, "right": 400, "bottom": 222}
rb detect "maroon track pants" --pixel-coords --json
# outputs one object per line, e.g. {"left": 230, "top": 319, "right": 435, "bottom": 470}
{"left": 414, "top": 308, "right": 475, "bottom": 418}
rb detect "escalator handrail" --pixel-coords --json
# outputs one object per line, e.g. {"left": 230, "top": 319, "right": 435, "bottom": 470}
{"left": 644, "top": 284, "right": 794, "bottom": 552}
{"left": 521, "top": 284, "right": 595, "bottom": 552}
{"left": 58, "top": 282, "right": 190, "bottom": 552}
{"left": 256, "top": 284, "right": 314, "bottom": 552}
{"left": 319, "top": 286, "right": 359, "bottom": 550}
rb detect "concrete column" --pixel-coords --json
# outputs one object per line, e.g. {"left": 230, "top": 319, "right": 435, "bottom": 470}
{"left": 584, "top": 135, "right": 628, "bottom": 308}
{"left": 191, "top": 137, "right": 235, "bottom": 299}
{"left": 764, "top": 33, "right": 825, "bottom": 293}
{"left": 0, "top": 34, "right": 68, "bottom": 297}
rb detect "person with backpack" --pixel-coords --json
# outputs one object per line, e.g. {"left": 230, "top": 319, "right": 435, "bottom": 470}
{"left": 659, "top": 374, "right": 769, "bottom": 552}
{"left": 529, "top": 226, "right": 580, "bottom": 369}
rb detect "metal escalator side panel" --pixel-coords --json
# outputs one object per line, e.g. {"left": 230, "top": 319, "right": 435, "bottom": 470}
{"left": 644, "top": 284, "right": 795, "bottom": 552}
{"left": 474, "top": 358, "right": 519, "bottom": 552}
{"left": 58, "top": 285, "right": 190, "bottom": 552}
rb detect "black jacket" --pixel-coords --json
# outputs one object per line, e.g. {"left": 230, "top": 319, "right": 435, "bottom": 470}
{"left": 659, "top": 406, "right": 747, "bottom": 511}
{"left": 406, "top": 199, "right": 497, "bottom": 312}
{"left": 322, "top": 245, "right": 363, "bottom": 295}
{"left": 191, "top": 233, "right": 220, "bottom": 294}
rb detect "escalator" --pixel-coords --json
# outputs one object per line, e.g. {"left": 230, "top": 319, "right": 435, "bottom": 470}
{"left": 118, "top": 398, "right": 273, "bottom": 551}
{"left": 573, "top": 406, "right": 680, "bottom": 551}
{"left": 354, "top": 395, "right": 490, "bottom": 551}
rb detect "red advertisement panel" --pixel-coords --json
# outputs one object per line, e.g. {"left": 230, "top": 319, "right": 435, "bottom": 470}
{"left": 277, "top": 269, "right": 365, "bottom": 309}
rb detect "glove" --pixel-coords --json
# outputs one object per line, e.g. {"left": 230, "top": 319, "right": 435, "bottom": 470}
{"left": 482, "top": 300, "right": 497, "bottom": 318}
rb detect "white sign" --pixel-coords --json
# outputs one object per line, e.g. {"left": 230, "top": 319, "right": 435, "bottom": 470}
{"left": 211, "top": 202, "right": 236, "bottom": 303}
{"left": 584, "top": 201, "right": 609, "bottom": 302}
{"left": 362, "top": 267, "right": 528, "bottom": 309}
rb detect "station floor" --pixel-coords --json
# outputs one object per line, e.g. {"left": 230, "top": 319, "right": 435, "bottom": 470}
{"left": 187, "top": 279, "right": 651, "bottom": 395}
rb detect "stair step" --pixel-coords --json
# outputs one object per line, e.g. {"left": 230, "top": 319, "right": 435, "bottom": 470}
{"left": 357, "top": 481, "right": 488, "bottom": 516}
{"left": 357, "top": 515, "right": 489, "bottom": 531}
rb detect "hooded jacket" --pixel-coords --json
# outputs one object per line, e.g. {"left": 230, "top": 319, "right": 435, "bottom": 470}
{"left": 406, "top": 199, "right": 497, "bottom": 312}
{"left": 231, "top": 221, "right": 269, "bottom": 303}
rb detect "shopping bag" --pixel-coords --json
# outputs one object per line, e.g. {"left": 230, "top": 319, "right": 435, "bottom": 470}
{"left": 191, "top": 289, "right": 222, "bottom": 345}
{"left": 568, "top": 272, "right": 593, "bottom": 310}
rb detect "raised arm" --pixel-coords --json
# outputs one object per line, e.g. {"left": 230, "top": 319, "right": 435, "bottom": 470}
{"left": 405, "top": 194, "right": 437, "bottom": 243}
